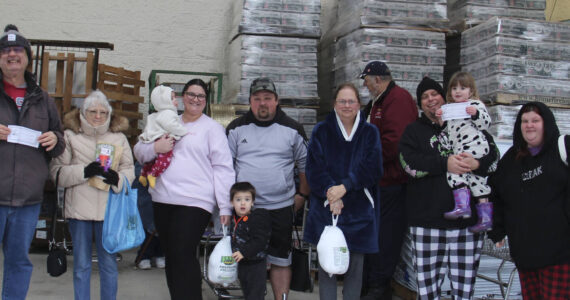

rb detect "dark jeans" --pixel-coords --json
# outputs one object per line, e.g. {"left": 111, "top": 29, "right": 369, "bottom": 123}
{"left": 364, "top": 184, "right": 407, "bottom": 286}
{"left": 238, "top": 259, "right": 267, "bottom": 300}
{"left": 136, "top": 231, "right": 163, "bottom": 261}
{"left": 153, "top": 202, "right": 211, "bottom": 300}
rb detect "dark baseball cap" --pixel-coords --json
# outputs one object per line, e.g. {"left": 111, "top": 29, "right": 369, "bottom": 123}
{"left": 249, "top": 77, "right": 277, "bottom": 97}
{"left": 359, "top": 61, "right": 391, "bottom": 79}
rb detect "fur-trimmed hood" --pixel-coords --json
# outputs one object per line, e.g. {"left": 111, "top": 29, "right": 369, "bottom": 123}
{"left": 63, "top": 108, "right": 129, "bottom": 134}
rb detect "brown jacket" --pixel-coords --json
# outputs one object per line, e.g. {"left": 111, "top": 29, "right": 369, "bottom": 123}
{"left": 50, "top": 109, "right": 134, "bottom": 220}
{"left": 0, "top": 71, "right": 65, "bottom": 207}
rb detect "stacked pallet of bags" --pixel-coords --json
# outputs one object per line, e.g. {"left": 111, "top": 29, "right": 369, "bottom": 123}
{"left": 223, "top": 0, "right": 320, "bottom": 133}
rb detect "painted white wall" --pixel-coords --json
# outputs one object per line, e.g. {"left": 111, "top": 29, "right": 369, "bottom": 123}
{"left": 1, "top": 0, "right": 232, "bottom": 77}
{"left": 1, "top": 0, "right": 233, "bottom": 124}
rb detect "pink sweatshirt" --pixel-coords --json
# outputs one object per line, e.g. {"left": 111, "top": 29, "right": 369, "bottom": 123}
{"left": 134, "top": 114, "right": 235, "bottom": 216}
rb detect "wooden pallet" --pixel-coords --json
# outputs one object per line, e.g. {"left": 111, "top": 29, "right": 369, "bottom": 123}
{"left": 489, "top": 92, "right": 570, "bottom": 109}
{"left": 97, "top": 64, "right": 145, "bottom": 147}
{"left": 37, "top": 51, "right": 95, "bottom": 117}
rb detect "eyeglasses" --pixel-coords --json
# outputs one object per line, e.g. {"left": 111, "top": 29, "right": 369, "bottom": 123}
{"left": 336, "top": 99, "right": 358, "bottom": 106}
{"left": 0, "top": 46, "right": 25, "bottom": 55}
{"left": 184, "top": 92, "right": 206, "bottom": 101}
{"left": 86, "top": 110, "right": 109, "bottom": 117}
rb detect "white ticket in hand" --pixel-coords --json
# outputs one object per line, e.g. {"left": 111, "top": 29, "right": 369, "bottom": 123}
{"left": 7, "top": 125, "right": 41, "bottom": 148}
{"left": 441, "top": 102, "right": 470, "bottom": 121}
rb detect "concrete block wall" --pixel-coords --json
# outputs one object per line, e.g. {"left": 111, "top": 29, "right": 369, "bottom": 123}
{"left": 0, "top": 0, "right": 233, "bottom": 127}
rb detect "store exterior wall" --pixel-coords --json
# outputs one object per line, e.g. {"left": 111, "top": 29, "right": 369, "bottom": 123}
{"left": 0, "top": 0, "right": 233, "bottom": 122}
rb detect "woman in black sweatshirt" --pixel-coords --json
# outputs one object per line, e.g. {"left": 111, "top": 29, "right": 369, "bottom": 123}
{"left": 488, "top": 102, "right": 570, "bottom": 299}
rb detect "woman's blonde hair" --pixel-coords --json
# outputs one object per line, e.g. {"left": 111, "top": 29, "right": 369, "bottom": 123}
{"left": 446, "top": 71, "right": 479, "bottom": 102}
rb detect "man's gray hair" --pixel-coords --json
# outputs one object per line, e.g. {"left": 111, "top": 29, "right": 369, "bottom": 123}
{"left": 81, "top": 90, "right": 113, "bottom": 116}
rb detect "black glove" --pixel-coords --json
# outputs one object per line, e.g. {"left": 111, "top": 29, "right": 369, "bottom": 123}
{"left": 84, "top": 161, "right": 104, "bottom": 178}
{"left": 102, "top": 169, "right": 119, "bottom": 186}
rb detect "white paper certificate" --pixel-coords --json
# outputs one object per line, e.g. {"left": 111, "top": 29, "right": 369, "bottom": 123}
{"left": 441, "top": 102, "right": 470, "bottom": 121}
{"left": 7, "top": 125, "right": 41, "bottom": 148}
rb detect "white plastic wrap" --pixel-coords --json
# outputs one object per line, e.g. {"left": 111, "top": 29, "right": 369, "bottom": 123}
{"left": 230, "top": 0, "right": 321, "bottom": 38}
{"left": 281, "top": 107, "right": 317, "bottom": 124}
{"left": 487, "top": 104, "right": 570, "bottom": 139}
{"left": 336, "top": 28, "right": 446, "bottom": 51}
{"left": 477, "top": 74, "right": 570, "bottom": 99}
{"left": 449, "top": 4, "right": 545, "bottom": 29}
{"left": 224, "top": 34, "right": 319, "bottom": 104}
{"left": 460, "top": 36, "right": 570, "bottom": 65}
{"left": 448, "top": 0, "right": 546, "bottom": 10}
{"left": 463, "top": 55, "right": 570, "bottom": 80}
{"left": 335, "top": 62, "right": 444, "bottom": 86}
{"left": 461, "top": 17, "right": 570, "bottom": 48}
{"left": 335, "top": 44, "right": 445, "bottom": 66}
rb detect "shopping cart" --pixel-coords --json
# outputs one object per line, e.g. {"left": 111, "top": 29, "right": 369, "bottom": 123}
{"left": 477, "top": 236, "right": 517, "bottom": 300}
{"left": 201, "top": 230, "right": 244, "bottom": 300}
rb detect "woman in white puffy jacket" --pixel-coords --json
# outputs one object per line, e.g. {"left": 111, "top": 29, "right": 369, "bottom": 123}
{"left": 50, "top": 90, "right": 134, "bottom": 300}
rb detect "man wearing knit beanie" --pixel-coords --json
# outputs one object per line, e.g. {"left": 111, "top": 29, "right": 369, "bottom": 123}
{"left": 416, "top": 76, "right": 445, "bottom": 108}
{"left": 399, "top": 76, "right": 499, "bottom": 299}
{"left": 1, "top": 24, "right": 65, "bottom": 299}
{"left": 0, "top": 24, "right": 33, "bottom": 65}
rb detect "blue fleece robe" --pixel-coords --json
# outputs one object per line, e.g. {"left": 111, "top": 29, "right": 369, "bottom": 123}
{"left": 303, "top": 111, "right": 383, "bottom": 254}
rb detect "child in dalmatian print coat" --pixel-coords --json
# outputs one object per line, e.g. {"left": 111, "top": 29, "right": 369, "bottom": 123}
{"left": 436, "top": 71, "right": 493, "bottom": 233}
{"left": 138, "top": 85, "right": 188, "bottom": 188}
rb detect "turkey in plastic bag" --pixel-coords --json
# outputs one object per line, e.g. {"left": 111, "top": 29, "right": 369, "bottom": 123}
{"left": 317, "top": 214, "right": 350, "bottom": 277}
{"left": 207, "top": 226, "right": 237, "bottom": 286}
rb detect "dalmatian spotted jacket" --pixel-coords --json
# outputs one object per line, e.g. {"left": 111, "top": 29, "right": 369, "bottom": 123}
{"left": 446, "top": 99, "right": 492, "bottom": 197}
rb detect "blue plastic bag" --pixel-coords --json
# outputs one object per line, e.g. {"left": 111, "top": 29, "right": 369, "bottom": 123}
{"left": 102, "top": 178, "right": 145, "bottom": 254}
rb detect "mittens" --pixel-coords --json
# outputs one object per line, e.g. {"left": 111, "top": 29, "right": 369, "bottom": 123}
{"left": 84, "top": 161, "right": 104, "bottom": 178}
{"left": 102, "top": 169, "right": 119, "bottom": 186}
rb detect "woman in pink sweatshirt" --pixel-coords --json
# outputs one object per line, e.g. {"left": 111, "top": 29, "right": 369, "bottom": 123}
{"left": 134, "top": 79, "right": 235, "bottom": 300}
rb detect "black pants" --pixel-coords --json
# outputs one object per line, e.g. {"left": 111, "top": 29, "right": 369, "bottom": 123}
{"left": 238, "top": 259, "right": 267, "bottom": 300}
{"left": 364, "top": 184, "right": 407, "bottom": 287}
{"left": 153, "top": 202, "right": 211, "bottom": 300}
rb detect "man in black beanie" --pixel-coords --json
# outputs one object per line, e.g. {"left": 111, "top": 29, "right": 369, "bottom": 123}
{"left": 0, "top": 24, "right": 64, "bottom": 299}
{"left": 398, "top": 77, "right": 498, "bottom": 299}
{"left": 0, "top": 24, "right": 33, "bottom": 65}
{"left": 415, "top": 76, "right": 445, "bottom": 111}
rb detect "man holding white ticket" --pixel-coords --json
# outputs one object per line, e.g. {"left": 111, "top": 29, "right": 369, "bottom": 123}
{"left": 0, "top": 24, "right": 64, "bottom": 299}
{"left": 435, "top": 71, "right": 494, "bottom": 233}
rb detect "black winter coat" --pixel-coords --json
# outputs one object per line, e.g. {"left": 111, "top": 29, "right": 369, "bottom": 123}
{"left": 399, "top": 113, "right": 498, "bottom": 229}
{"left": 231, "top": 208, "right": 271, "bottom": 263}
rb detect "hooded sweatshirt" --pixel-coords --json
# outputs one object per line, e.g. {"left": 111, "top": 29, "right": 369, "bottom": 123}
{"left": 139, "top": 86, "right": 187, "bottom": 142}
{"left": 488, "top": 101, "right": 570, "bottom": 270}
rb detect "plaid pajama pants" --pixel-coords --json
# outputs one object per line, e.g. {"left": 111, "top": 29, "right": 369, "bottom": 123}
{"left": 410, "top": 227, "right": 483, "bottom": 300}
{"left": 518, "top": 263, "right": 570, "bottom": 300}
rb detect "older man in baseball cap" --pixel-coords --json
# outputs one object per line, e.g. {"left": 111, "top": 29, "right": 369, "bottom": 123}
{"left": 360, "top": 61, "right": 418, "bottom": 300}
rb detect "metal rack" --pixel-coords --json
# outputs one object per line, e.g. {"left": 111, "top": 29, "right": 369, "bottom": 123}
{"left": 477, "top": 237, "right": 517, "bottom": 300}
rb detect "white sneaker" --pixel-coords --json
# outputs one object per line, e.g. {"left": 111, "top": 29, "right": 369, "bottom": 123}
{"left": 137, "top": 259, "right": 151, "bottom": 270}
{"left": 155, "top": 257, "right": 165, "bottom": 269}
